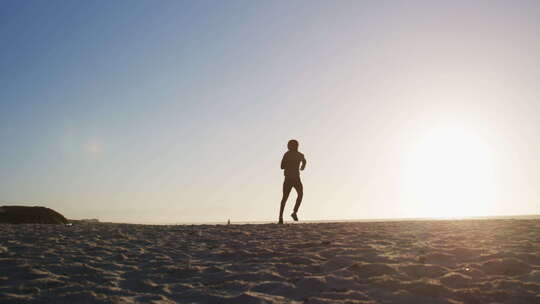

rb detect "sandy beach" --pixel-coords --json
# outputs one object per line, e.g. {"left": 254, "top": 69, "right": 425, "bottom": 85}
{"left": 1, "top": 219, "right": 539, "bottom": 303}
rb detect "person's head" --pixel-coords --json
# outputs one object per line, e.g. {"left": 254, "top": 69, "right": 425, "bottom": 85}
{"left": 287, "top": 139, "right": 299, "bottom": 151}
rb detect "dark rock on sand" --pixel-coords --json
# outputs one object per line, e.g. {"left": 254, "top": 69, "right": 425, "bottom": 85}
{"left": 0, "top": 206, "right": 68, "bottom": 224}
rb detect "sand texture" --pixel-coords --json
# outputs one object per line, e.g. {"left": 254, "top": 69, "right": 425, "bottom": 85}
{"left": 1, "top": 219, "right": 539, "bottom": 303}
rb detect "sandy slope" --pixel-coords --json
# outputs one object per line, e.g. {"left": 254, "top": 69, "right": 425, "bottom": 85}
{"left": 1, "top": 219, "right": 539, "bottom": 303}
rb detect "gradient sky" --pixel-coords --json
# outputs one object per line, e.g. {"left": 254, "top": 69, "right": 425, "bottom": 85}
{"left": 1, "top": 0, "right": 539, "bottom": 223}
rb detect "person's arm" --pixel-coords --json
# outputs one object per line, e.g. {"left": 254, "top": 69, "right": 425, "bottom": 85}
{"left": 281, "top": 154, "right": 286, "bottom": 169}
{"left": 300, "top": 154, "right": 306, "bottom": 171}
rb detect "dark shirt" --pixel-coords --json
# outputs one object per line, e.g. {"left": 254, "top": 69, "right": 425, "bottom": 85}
{"left": 281, "top": 151, "right": 305, "bottom": 178}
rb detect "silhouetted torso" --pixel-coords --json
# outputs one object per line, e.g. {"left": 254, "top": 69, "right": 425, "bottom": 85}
{"left": 281, "top": 151, "right": 305, "bottom": 178}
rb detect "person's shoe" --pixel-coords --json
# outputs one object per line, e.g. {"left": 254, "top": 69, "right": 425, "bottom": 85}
{"left": 278, "top": 219, "right": 284, "bottom": 224}
{"left": 291, "top": 213, "right": 298, "bottom": 221}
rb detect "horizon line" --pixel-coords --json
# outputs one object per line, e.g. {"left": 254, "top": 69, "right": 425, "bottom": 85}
{"left": 74, "top": 213, "right": 540, "bottom": 226}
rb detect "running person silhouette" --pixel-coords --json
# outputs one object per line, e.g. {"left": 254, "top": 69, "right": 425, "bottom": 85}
{"left": 279, "top": 139, "right": 306, "bottom": 224}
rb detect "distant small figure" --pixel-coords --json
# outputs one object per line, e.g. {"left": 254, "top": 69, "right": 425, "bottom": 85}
{"left": 279, "top": 139, "right": 306, "bottom": 224}
{"left": 227, "top": 219, "right": 231, "bottom": 225}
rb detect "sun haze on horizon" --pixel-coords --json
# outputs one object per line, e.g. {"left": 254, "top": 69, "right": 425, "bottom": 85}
{"left": 1, "top": 0, "right": 539, "bottom": 223}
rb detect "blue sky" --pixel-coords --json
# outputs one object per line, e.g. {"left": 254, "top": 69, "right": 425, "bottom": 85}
{"left": 1, "top": 1, "right": 540, "bottom": 223}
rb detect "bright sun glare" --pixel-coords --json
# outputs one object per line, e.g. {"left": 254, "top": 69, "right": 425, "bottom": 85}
{"left": 400, "top": 126, "right": 499, "bottom": 218}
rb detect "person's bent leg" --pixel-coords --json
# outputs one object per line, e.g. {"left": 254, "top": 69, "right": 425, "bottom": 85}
{"left": 279, "top": 180, "right": 293, "bottom": 223}
{"left": 293, "top": 180, "right": 303, "bottom": 214}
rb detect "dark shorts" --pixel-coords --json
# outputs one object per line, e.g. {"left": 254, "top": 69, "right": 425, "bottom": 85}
{"left": 283, "top": 176, "right": 303, "bottom": 193}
